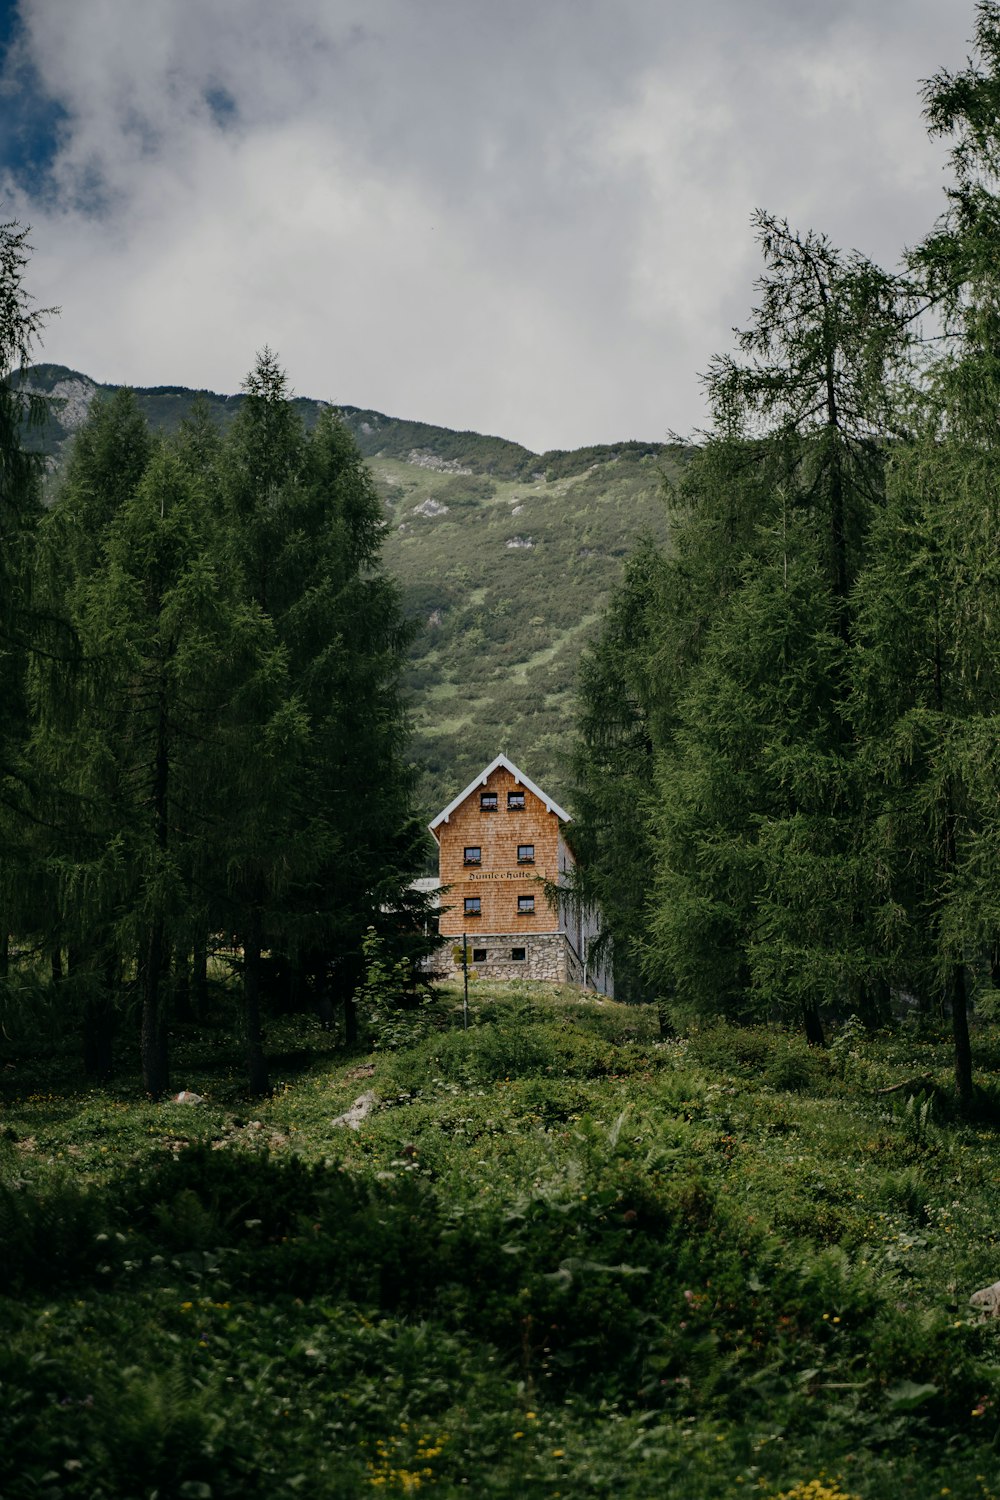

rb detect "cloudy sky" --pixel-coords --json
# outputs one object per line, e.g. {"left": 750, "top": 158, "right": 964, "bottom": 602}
{"left": 0, "top": 0, "right": 975, "bottom": 452}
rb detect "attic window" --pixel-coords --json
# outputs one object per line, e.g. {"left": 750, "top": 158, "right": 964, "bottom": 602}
{"left": 508, "top": 791, "right": 525, "bottom": 810}
{"left": 517, "top": 844, "right": 534, "bottom": 864}
{"left": 464, "top": 846, "right": 481, "bottom": 865}
{"left": 517, "top": 895, "right": 535, "bottom": 914}
{"left": 511, "top": 947, "right": 526, "bottom": 961}
{"left": 464, "top": 897, "right": 481, "bottom": 916}
{"left": 480, "top": 792, "right": 498, "bottom": 810}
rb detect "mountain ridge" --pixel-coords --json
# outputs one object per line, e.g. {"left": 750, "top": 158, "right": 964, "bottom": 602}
{"left": 17, "top": 361, "right": 676, "bottom": 481}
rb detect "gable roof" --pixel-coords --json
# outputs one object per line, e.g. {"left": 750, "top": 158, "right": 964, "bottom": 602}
{"left": 429, "top": 753, "right": 571, "bottom": 836}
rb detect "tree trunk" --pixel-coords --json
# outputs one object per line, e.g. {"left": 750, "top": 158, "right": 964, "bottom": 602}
{"left": 51, "top": 946, "right": 63, "bottom": 986}
{"left": 173, "top": 947, "right": 193, "bottom": 1023}
{"left": 802, "top": 1001, "right": 826, "bottom": 1048}
{"left": 193, "top": 937, "right": 208, "bottom": 1020}
{"left": 243, "top": 911, "right": 270, "bottom": 1096}
{"left": 0, "top": 932, "right": 8, "bottom": 980}
{"left": 952, "top": 960, "right": 973, "bottom": 1109}
{"left": 141, "top": 920, "right": 169, "bottom": 1098}
{"left": 83, "top": 993, "right": 114, "bottom": 1083}
{"left": 852, "top": 975, "right": 891, "bottom": 1032}
{"left": 77, "top": 944, "right": 115, "bottom": 1082}
{"left": 141, "top": 674, "right": 172, "bottom": 1098}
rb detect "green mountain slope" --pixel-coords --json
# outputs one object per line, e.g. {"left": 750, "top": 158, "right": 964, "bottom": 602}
{"left": 16, "top": 363, "right": 678, "bottom": 815}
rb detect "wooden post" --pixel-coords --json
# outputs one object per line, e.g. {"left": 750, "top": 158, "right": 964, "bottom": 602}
{"left": 462, "top": 930, "right": 469, "bottom": 1031}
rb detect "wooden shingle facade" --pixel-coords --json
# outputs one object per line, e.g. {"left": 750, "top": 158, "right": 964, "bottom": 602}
{"left": 429, "top": 754, "right": 612, "bottom": 994}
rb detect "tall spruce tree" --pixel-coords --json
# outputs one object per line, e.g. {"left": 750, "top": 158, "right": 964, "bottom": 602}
{"left": 574, "top": 215, "right": 914, "bottom": 1037}
{"left": 570, "top": 541, "right": 669, "bottom": 1003}
{"left": 649, "top": 508, "right": 858, "bottom": 1040}
{"left": 29, "top": 391, "right": 154, "bottom": 1077}
{"left": 216, "top": 352, "right": 423, "bottom": 1090}
{"left": 0, "top": 219, "right": 53, "bottom": 982}
{"left": 850, "top": 1, "right": 1000, "bottom": 1104}
{"left": 31, "top": 397, "right": 249, "bottom": 1092}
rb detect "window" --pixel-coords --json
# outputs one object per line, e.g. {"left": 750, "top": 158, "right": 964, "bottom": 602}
{"left": 517, "top": 895, "right": 535, "bottom": 914}
{"left": 464, "top": 846, "right": 481, "bottom": 865}
{"left": 517, "top": 844, "right": 535, "bottom": 864}
{"left": 480, "top": 792, "right": 498, "bottom": 810}
{"left": 464, "top": 896, "right": 481, "bottom": 916}
{"left": 472, "top": 948, "right": 487, "bottom": 963}
{"left": 511, "top": 947, "right": 526, "bottom": 961}
{"left": 507, "top": 790, "right": 525, "bottom": 810}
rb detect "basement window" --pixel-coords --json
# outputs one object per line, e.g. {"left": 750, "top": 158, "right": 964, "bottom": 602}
{"left": 511, "top": 947, "right": 526, "bottom": 961}
{"left": 464, "top": 897, "right": 481, "bottom": 916}
{"left": 480, "top": 792, "right": 498, "bottom": 810}
{"left": 517, "top": 844, "right": 535, "bottom": 864}
{"left": 517, "top": 895, "right": 535, "bottom": 914}
{"left": 508, "top": 790, "right": 525, "bottom": 810}
{"left": 464, "top": 846, "right": 482, "bottom": 865}
{"left": 473, "top": 948, "right": 487, "bottom": 963}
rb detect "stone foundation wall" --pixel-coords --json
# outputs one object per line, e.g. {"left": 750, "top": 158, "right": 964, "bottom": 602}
{"left": 431, "top": 931, "right": 598, "bottom": 988}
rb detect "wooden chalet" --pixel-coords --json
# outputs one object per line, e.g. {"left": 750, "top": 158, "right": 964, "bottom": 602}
{"left": 428, "top": 753, "right": 612, "bottom": 994}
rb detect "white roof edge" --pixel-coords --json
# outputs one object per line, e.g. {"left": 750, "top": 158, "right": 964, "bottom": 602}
{"left": 429, "top": 753, "right": 571, "bottom": 834}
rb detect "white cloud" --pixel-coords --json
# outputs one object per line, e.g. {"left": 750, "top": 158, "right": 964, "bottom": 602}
{"left": 1, "top": 0, "right": 975, "bottom": 450}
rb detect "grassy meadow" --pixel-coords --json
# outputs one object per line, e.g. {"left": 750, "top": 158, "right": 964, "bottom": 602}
{"left": 4, "top": 982, "right": 1000, "bottom": 1498}
{"left": 376, "top": 450, "right": 673, "bottom": 814}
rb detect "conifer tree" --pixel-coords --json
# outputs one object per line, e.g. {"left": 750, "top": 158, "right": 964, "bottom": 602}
{"left": 215, "top": 352, "right": 423, "bottom": 1090}
{"left": 29, "top": 391, "right": 154, "bottom": 1075}
{"left": 0, "top": 219, "right": 53, "bottom": 978}
{"left": 570, "top": 541, "right": 668, "bottom": 1002}
{"left": 31, "top": 397, "right": 246, "bottom": 1092}
{"left": 850, "top": 1, "right": 1000, "bottom": 1104}
{"left": 575, "top": 216, "right": 914, "bottom": 1037}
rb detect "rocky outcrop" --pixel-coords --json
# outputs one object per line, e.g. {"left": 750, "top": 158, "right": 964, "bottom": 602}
{"left": 331, "top": 1091, "right": 378, "bottom": 1130}
{"left": 412, "top": 497, "right": 449, "bottom": 519}
{"left": 22, "top": 375, "right": 98, "bottom": 434}
{"left": 407, "top": 448, "right": 472, "bottom": 475}
{"left": 970, "top": 1280, "right": 1000, "bottom": 1316}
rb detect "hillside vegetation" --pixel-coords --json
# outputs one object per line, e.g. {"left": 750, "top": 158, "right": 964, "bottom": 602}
{"left": 17, "top": 362, "right": 677, "bottom": 813}
{"left": 3, "top": 982, "right": 1000, "bottom": 1498}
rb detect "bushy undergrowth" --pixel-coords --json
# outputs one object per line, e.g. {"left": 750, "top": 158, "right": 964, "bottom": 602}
{"left": 3, "top": 991, "right": 1000, "bottom": 1497}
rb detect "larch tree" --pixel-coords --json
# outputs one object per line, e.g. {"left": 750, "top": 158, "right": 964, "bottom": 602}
{"left": 29, "top": 390, "right": 154, "bottom": 1076}
{"left": 569, "top": 540, "right": 670, "bottom": 1004}
{"left": 31, "top": 397, "right": 246, "bottom": 1093}
{"left": 215, "top": 351, "right": 424, "bottom": 1091}
{"left": 579, "top": 215, "right": 915, "bottom": 1039}
{"left": 0, "top": 219, "right": 54, "bottom": 984}
{"left": 851, "top": 0, "right": 1000, "bottom": 1104}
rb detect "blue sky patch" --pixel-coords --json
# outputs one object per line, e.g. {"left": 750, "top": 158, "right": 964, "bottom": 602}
{"left": 204, "top": 84, "right": 238, "bottom": 130}
{"left": 0, "top": 0, "right": 69, "bottom": 195}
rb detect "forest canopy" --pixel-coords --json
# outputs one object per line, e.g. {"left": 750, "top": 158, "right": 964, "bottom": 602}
{"left": 570, "top": 1, "right": 1000, "bottom": 1105}
{"left": 1, "top": 293, "right": 428, "bottom": 1095}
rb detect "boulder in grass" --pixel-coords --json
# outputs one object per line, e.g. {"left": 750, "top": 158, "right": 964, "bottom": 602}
{"left": 172, "top": 1091, "right": 205, "bottom": 1105}
{"left": 969, "top": 1281, "right": 1000, "bottom": 1316}
{"left": 331, "top": 1091, "right": 377, "bottom": 1130}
